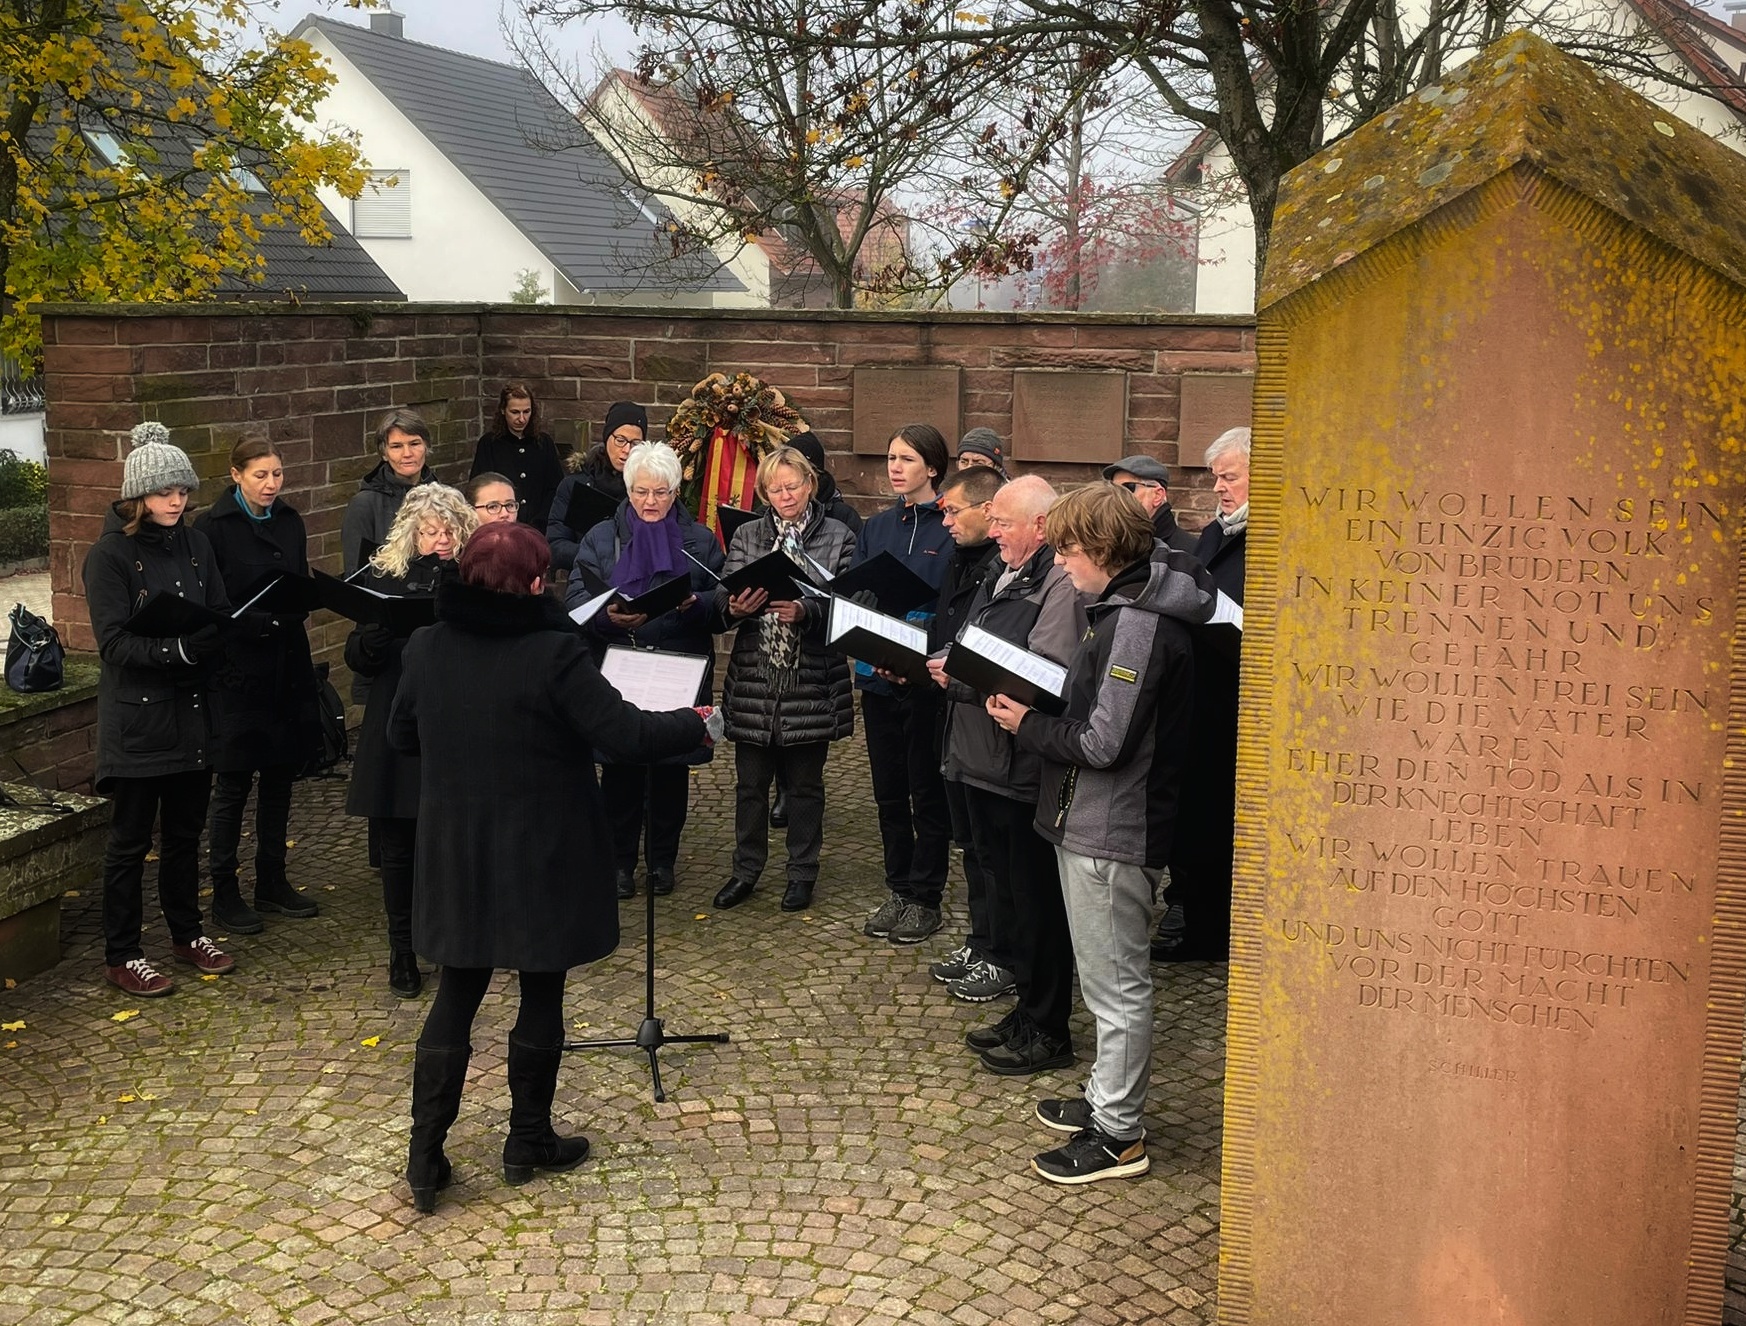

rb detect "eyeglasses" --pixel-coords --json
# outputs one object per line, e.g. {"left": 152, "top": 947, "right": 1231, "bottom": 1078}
{"left": 607, "top": 432, "right": 642, "bottom": 447}
{"left": 938, "top": 501, "right": 987, "bottom": 518}
{"left": 1115, "top": 480, "right": 1160, "bottom": 493}
{"left": 629, "top": 487, "right": 673, "bottom": 501}
{"left": 473, "top": 499, "right": 520, "bottom": 515}
{"left": 766, "top": 482, "right": 810, "bottom": 498}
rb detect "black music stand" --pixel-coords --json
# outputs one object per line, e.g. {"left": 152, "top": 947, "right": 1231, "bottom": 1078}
{"left": 563, "top": 877, "right": 730, "bottom": 1102}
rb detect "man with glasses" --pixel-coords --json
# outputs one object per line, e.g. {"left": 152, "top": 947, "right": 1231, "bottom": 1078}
{"left": 1102, "top": 455, "right": 1198, "bottom": 554}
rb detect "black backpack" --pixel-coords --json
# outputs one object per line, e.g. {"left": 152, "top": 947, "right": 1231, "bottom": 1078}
{"left": 299, "top": 661, "right": 350, "bottom": 779}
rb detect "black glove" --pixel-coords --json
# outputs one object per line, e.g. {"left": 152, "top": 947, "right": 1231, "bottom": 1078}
{"left": 240, "top": 609, "right": 279, "bottom": 640}
{"left": 179, "top": 624, "right": 222, "bottom": 662}
{"left": 848, "top": 589, "right": 881, "bottom": 611}
{"left": 356, "top": 623, "right": 394, "bottom": 664}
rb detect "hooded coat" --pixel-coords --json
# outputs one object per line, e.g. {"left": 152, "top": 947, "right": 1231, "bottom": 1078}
{"left": 387, "top": 578, "right": 705, "bottom": 971}
{"left": 341, "top": 460, "right": 433, "bottom": 575}
{"left": 714, "top": 502, "right": 856, "bottom": 746}
{"left": 82, "top": 506, "right": 230, "bottom": 791}
{"left": 193, "top": 487, "right": 319, "bottom": 772}
{"left": 1015, "top": 557, "right": 1209, "bottom": 867}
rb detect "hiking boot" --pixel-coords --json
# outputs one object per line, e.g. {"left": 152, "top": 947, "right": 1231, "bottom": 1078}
{"left": 105, "top": 958, "right": 174, "bottom": 997}
{"left": 255, "top": 874, "right": 319, "bottom": 919}
{"left": 980, "top": 1024, "right": 1074, "bottom": 1076}
{"left": 929, "top": 944, "right": 978, "bottom": 984}
{"left": 947, "top": 958, "right": 1017, "bottom": 1003}
{"left": 888, "top": 903, "right": 942, "bottom": 945}
{"left": 389, "top": 951, "right": 422, "bottom": 999}
{"left": 862, "top": 892, "right": 902, "bottom": 938}
{"left": 964, "top": 1006, "right": 1023, "bottom": 1052}
{"left": 1032, "top": 1128, "right": 1149, "bottom": 1185}
{"left": 172, "top": 937, "right": 235, "bottom": 975}
{"left": 209, "top": 881, "right": 263, "bottom": 936}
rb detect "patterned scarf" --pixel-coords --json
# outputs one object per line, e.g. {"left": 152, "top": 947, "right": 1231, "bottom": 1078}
{"left": 759, "top": 510, "right": 811, "bottom": 693}
{"left": 1218, "top": 501, "right": 1249, "bottom": 537}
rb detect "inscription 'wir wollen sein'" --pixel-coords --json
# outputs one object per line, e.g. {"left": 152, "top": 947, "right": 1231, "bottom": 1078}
{"left": 1283, "top": 485, "right": 1726, "bottom": 1034}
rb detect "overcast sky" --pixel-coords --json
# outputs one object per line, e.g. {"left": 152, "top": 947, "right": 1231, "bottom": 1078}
{"left": 306, "top": 0, "right": 632, "bottom": 71}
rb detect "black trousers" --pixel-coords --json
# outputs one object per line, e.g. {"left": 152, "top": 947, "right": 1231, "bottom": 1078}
{"left": 860, "top": 687, "right": 951, "bottom": 907}
{"left": 599, "top": 762, "right": 691, "bottom": 871}
{"left": 963, "top": 783, "right": 1073, "bottom": 1042}
{"left": 946, "top": 777, "right": 1005, "bottom": 968}
{"left": 102, "top": 770, "right": 212, "bottom": 967}
{"left": 208, "top": 763, "right": 296, "bottom": 885}
{"left": 374, "top": 815, "right": 416, "bottom": 957}
{"left": 420, "top": 966, "right": 566, "bottom": 1050}
{"left": 732, "top": 740, "right": 829, "bottom": 886}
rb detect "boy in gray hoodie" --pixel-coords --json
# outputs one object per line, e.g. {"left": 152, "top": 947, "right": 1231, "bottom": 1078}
{"left": 988, "top": 484, "right": 1212, "bottom": 1183}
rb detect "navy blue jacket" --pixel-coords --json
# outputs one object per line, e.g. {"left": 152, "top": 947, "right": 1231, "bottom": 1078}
{"left": 851, "top": 497, "right": 951, "bottom": 696}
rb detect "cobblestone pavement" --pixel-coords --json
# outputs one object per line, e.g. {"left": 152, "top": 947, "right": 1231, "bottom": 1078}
{"left": 0, "top": 738, "right": 1227, "bottom": 1326}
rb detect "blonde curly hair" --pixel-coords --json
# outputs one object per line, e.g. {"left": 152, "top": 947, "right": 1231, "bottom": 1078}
{"left": 369, "top": 483, "right": 478, "bottom": 578}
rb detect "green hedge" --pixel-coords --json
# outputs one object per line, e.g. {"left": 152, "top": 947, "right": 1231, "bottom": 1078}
{"left": 0, "top": 504, "right": 48, "bottom": 562}
{"left": 0, "top": 450, "right": 46, "bottom": 509}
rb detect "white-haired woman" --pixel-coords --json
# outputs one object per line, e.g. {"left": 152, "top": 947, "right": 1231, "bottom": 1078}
{"left": 570, "top": 442, "right": 724, "bottom": 899}
{"left": 345, "top": 483, "right": 478, "bottom": 997}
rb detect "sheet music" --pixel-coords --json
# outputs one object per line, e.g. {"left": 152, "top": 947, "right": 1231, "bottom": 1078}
{"left": 568, "top": 586, "right": 618, "bottom": 626}
{"left": 829, "top": 598, "right": 928, "bottom": 652}
{"left": 959, "top": 623, "right": 1068, "bottom": 695}
{"left": 1209, "top": 591, "right": 1244, "bottom": 631}
{"left": 600, "top": 647, "right": 708, "bottom": 711}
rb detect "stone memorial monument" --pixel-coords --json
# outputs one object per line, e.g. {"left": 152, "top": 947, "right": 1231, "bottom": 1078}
{"left": 1222, "top": 32, "right": 1746, "bottom": 1326}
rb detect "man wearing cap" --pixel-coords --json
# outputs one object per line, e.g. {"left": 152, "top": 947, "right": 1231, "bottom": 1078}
{"left": 956, "top": 428, "right": 1008, "bottom": 477}
{"left": 1103, "top": 456, "right": 1197, "bottom": 555}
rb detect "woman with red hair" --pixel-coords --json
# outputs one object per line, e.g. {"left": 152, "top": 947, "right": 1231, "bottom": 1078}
{"left": 387, "top": 522, "right": 710, "bottom": 1213}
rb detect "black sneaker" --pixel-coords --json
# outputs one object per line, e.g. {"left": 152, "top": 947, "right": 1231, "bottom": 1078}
{"left": 1035, "top": 1096, "right": 1094, "bottom": 1133}
{"left": 964, "top": 1007, "right": 1023, "bottom": 1052}
{"left": 863, "top": 892, "right": 902, "bottom": 938}
{"left": 254, "top": 876, "right": 319, "bottom": 919}
{"left": 1032, "top": 1128, "right": 1149, "bottom": 1184}
{"left": 210, "top": 889, "right": 264, "bottom": 936}
{"left": 929, "top": 943, "right": 977, "bottom": 983}
{"left": 980, "top": 1025, "right": 1073, "bottom": 1076}
{"left": 947, "top": 958, "right": 1017, "bottom": 1003}
{"left": 888, "top": 902, "right": 941, "bottom": 945}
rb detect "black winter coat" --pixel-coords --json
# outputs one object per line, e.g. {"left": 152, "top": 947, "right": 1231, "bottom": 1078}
{"left": 715, "top": 503, "right": 856, "bottom": 747}
{"left": 341, "top": 461, "right": 432, "bottom": 574}
{"left": 1195, "top": 519, "right": 1246, "bottom": 605}
{"left": 546, "top": 454, "right": 627, "bottom": 572}
{"left": 387, "top": 579, "right": 706, "bottom": 971}
{"left": 343, "top": 554, "right": 450, "bottom": 821}
{"left": 1154, "top": 505, "right": 1201, "bottom": 556}
{"left": 82, "top": 507, "right": 230, "bottom": 792}
{"left": 930, "top": 538, "right": 1001, "bottom": 653}
{"left": 571, "top": 502, "right": 724, "bottom": 766}
{"left": 193, "top": 489, "right": 318, "bottom": 772}
{"left": 1172, "top": 518, "right": 1245, "bottom": 894}
{"left": 470, "top": 430, "right": 564, "bottom": 532}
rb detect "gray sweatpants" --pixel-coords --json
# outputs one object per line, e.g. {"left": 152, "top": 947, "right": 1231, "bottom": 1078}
{"left": 1056, "top": 846, "right": 1160, "bottom": 1141}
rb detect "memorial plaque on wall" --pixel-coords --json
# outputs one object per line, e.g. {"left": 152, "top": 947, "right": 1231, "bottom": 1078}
{"left": 1221, "top": 34, "right": 1746, "bottom": 1326}
{"left": 1010, "top": 370, "right": 1127, "bottom": 462}
{"left": 851, "top": 367, "right": 960, "bottom": 456}
{"left": 1177, "top": 372, "right": 1254, "bottom": 462}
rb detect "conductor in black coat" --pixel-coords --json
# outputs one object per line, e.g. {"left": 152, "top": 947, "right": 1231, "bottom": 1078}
{"left": 387, "top": 522, "right": 707, "bottom": 1213}
{"left": 193, "top": 434, "right": 322, "bottom": 936}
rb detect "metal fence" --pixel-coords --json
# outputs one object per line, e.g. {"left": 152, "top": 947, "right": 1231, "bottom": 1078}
{"left": 1, "top": 357, "right": 44, "bottom": 415}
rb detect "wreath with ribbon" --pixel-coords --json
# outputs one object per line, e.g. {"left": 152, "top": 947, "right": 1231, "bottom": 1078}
{"left": 667, "top": 372, "right": 803, "bottom": 541}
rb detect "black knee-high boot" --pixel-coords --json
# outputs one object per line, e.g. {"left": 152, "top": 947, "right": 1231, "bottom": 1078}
{"left": 501, "top": 1035, "right": 589, "bottom": 1184}
{"left": 407, "top": 1044, "right": 470, "bottom": 1213}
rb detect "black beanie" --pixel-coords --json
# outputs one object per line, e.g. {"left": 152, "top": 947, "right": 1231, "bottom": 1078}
{"left": 787, "top": 430, "right": 829, "bottom": 475}
{"left": 602, "top": 401, "right": 648, "bottom": 446}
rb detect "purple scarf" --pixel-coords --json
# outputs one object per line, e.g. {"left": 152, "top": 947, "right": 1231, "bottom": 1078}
{"left": 611, "top": 507, "right": 686, "bottom": 598}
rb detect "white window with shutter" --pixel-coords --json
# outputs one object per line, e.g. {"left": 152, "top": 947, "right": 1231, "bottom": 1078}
{"left": 353, "top": 169, "right": 410, "bottom": 238}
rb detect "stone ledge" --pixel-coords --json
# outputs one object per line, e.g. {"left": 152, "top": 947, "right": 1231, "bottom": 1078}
{"left": 0, "top": 780, "right": 107, "bottom": 982}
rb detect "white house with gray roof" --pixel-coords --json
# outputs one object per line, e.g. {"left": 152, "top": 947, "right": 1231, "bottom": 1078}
{"left": 293, "top": 11, "right": 744, "bottom": 306}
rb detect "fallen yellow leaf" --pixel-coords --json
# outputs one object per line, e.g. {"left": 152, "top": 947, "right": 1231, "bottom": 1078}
{"left": 360, "top": 1035, "right": 380, "bottom": 1048}
{"left": 4, "top": 978, "right": 14, "bottom": 989}
{"left": 200, "top": 974, "right": 218, "bottom": 982}
{"left": 139, "top": 1091, "right": 157, "bottom": 1101}
{"left": 145, "top": 852, "right": 158, "bottom": 862}
{"left": 111, "top": 1009, "right": 140, "bottom": 1023}
{"left": 694, "top": 913, "right": 708, "bottom": 921}
{"left": 1, "top": 1020, "right": 24, "bottom": 1032}
{"left": 243, "top": 1108, "right": 258, "bottom": 1116}
{"left": 117, "top": 1093, "right": 136, "bottom": 1103}
{"left": 96, "top": 1114, "right": 107, "bottom": 1124}
{"left": 63, "top": 890, "right": 80, "bottom": 898}
{"left": 285, "top": 840, "right": 296, "bottom": 849}
{"left": 4, "top": 1041, "right": 16, "bottom": 1049}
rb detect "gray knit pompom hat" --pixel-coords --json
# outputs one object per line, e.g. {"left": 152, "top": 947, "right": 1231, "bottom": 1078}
{"left": 121, "top": 421, "right": 199, "bottom": 500}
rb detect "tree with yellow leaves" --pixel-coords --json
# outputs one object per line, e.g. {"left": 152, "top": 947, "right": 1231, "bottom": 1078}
{"left": 0, "top": 0, "right": 369, "bottom": 362}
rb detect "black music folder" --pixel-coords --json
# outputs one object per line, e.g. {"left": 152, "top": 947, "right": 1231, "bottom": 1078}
{"left": 312, "top": 570, "right": 436, "bottom": 635}
{"left": 563, "top": 483, "right": 620, "bottom": 536}
{"left": 716, "top": 504, "right": 759, "bottom": 544}
{"left": 121, "top": 593, "right": 230, "bottom": 637}
{"left": 825, "top": 552, "right": 936, "bottom": 616}
{"left": 943, "top": 623, "right": 1070, "bottom": 716}
{"left": 717, "top": 550, "right": 805, "bottom": 602}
